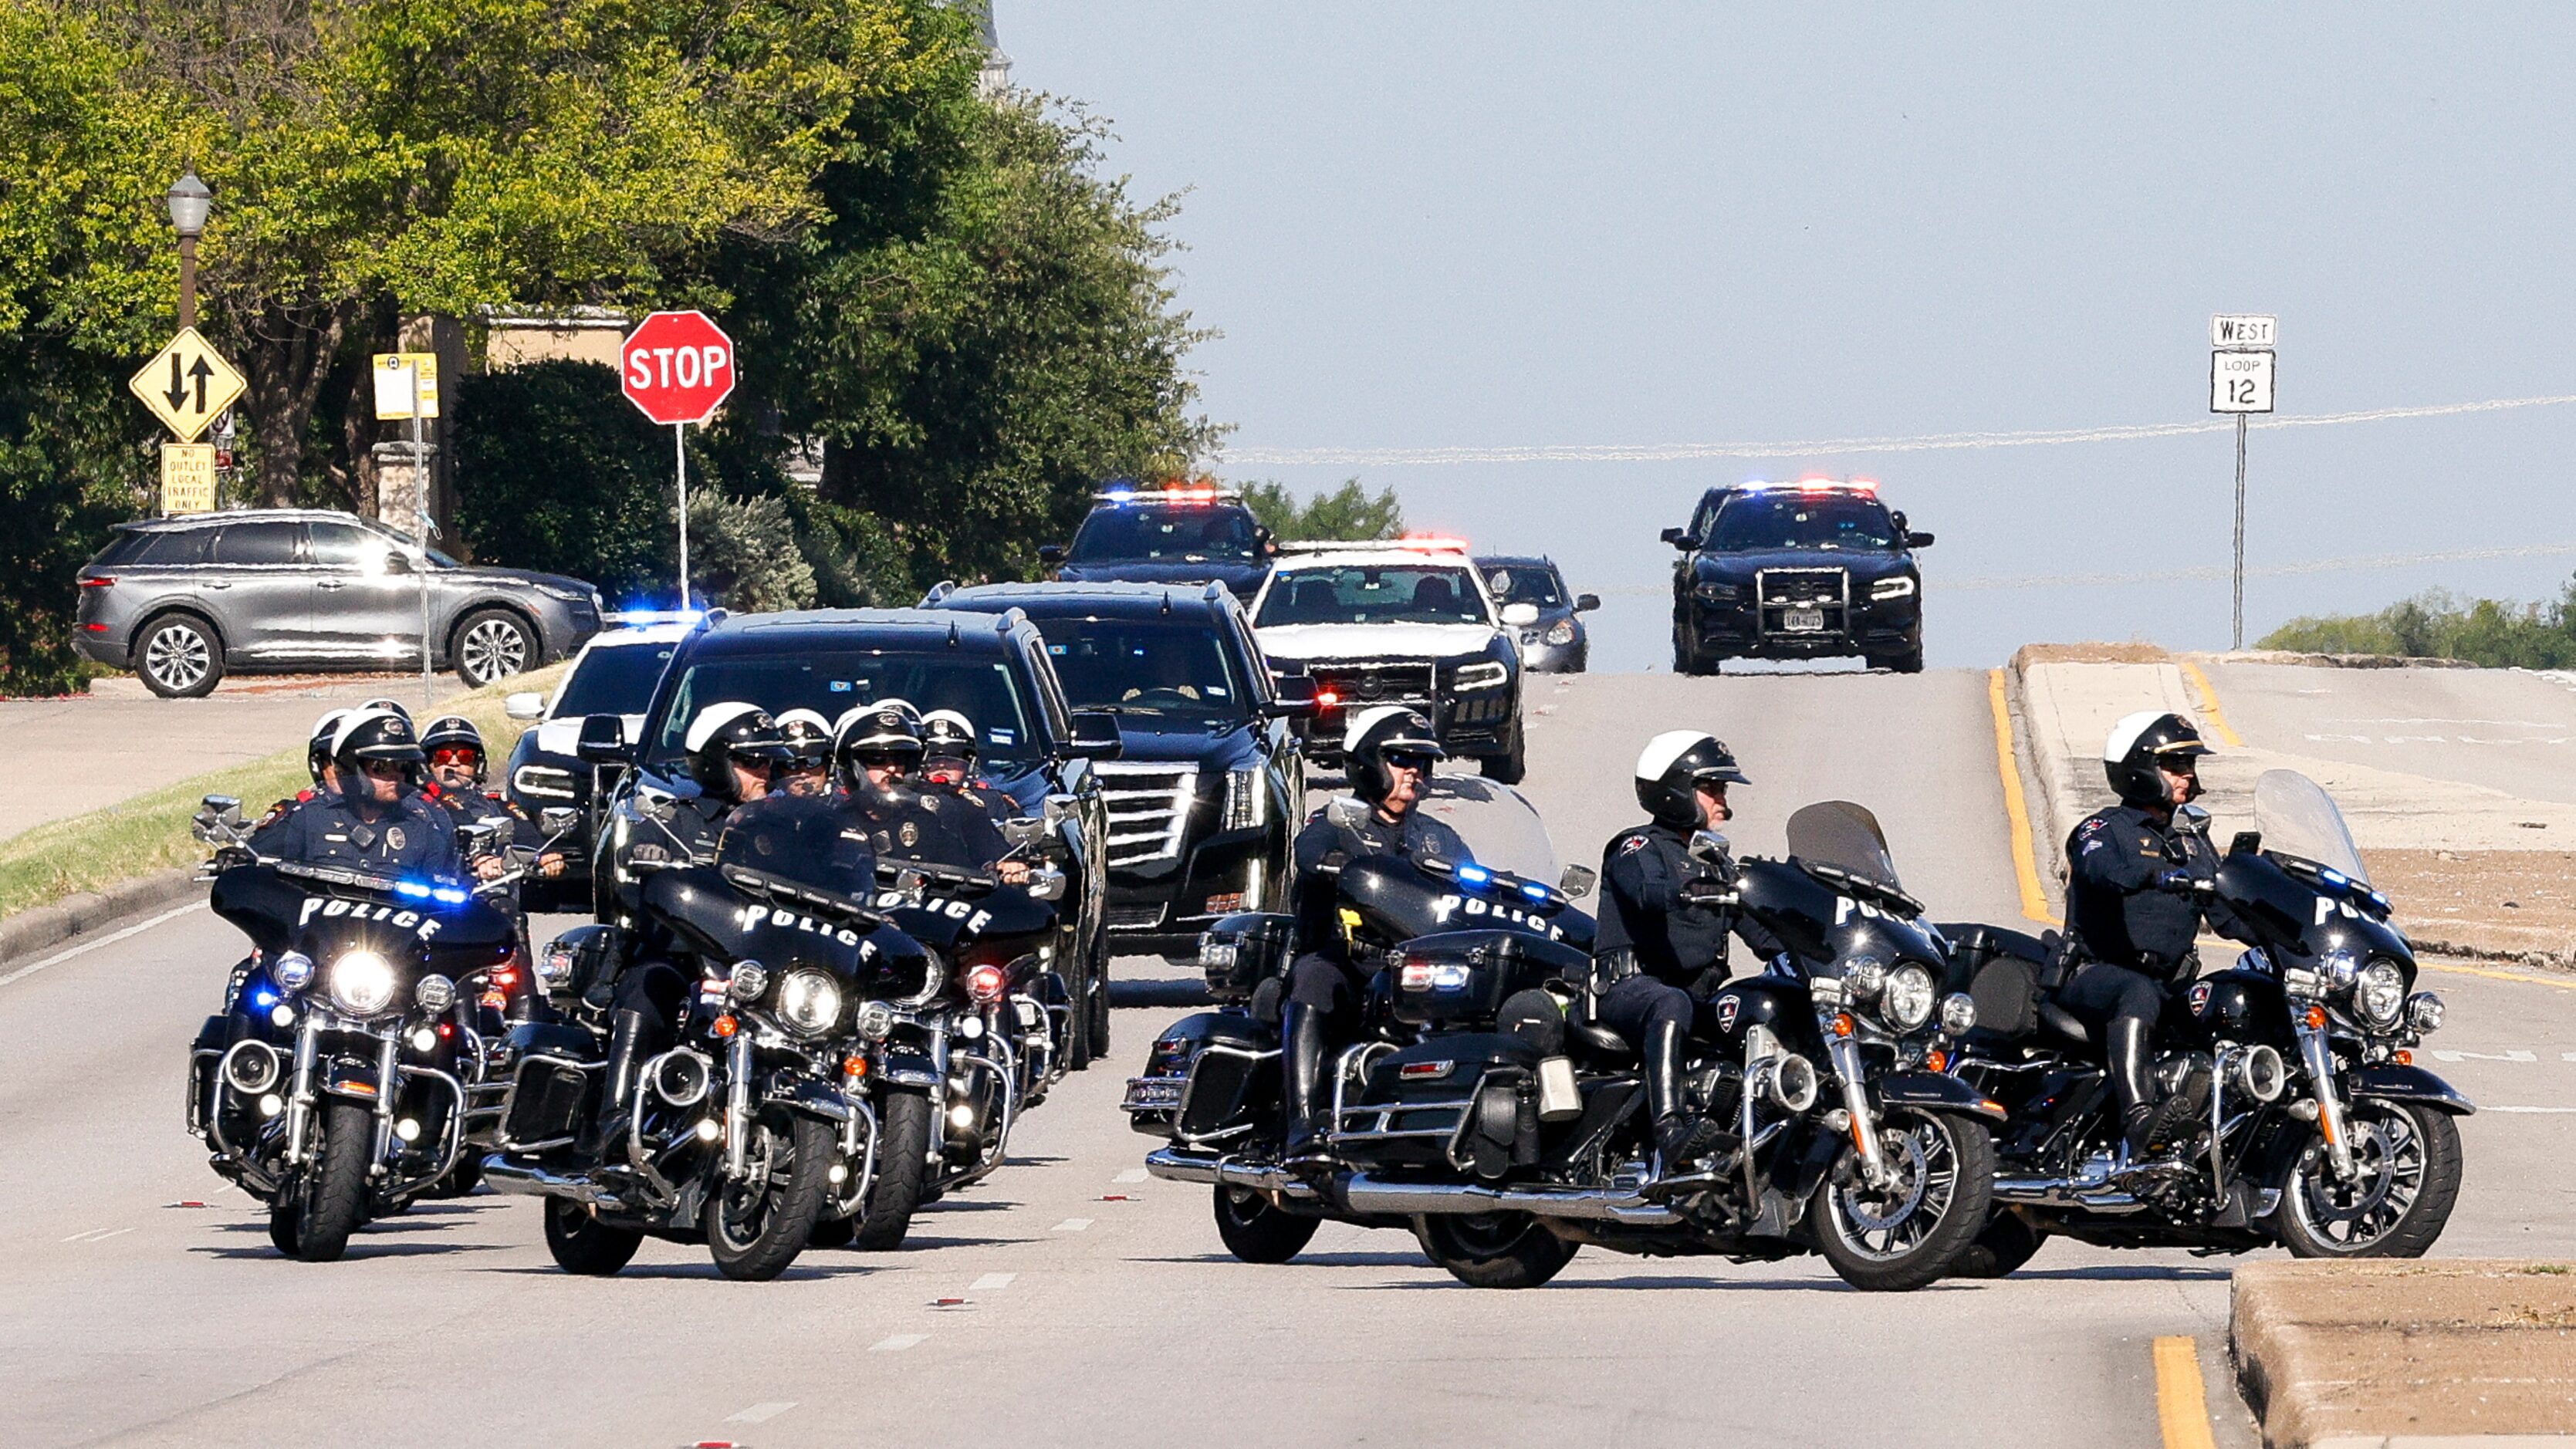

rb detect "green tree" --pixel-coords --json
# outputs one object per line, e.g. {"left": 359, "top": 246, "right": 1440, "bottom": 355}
{"left": 2260, "top": 577, "right": 2576, "bottom": 668}
{"left": 1239, "top": 478, "right": 1405, "bottom": 542}
{"left": 450, "top": 360, "right": 672, "bottom": 603}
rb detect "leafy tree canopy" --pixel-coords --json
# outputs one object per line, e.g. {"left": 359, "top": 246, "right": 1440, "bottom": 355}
{"left": 1239, "top": 478, "right": 1405, "bottom": 542}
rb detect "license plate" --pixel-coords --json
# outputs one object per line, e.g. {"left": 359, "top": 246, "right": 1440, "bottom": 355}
{"left": 1123, "top": 1077, "right": 1184, "bottom": 1111}
{"left": 1783, "top": 606, "right": 1826, "bottom": 632}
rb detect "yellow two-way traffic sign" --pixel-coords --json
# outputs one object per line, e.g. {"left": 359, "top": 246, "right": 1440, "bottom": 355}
{"left": 127, "top": 327, "right": 245, "bottom": 442}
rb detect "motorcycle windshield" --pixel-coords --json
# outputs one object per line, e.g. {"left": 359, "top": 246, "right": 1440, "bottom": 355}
{"left": 1783, "top": 800, "right": 1905, "bottom": 894}
{"left": 1415, "top": 775, "right": 1560, "bottom": 883}
{"left": 2254, "top": 769, "right": 2370, "bottom": 884}
{"left": 712, "top": 795, "right": 877, "bottom": 904}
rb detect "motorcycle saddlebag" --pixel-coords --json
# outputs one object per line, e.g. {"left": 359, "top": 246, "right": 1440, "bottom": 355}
{"left": 1941, "top": 922, "right": 2050, "bottom": 1043}
{"left": 1341, "top": 1033, "right": 1543, "bottom": 1172}
{"left": 498, "top": 1022, "right": 601, "bottom": 1148}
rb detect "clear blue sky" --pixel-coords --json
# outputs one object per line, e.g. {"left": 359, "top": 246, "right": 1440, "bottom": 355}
{"left": 1006, "top": 4, "right": 2576, "bottom": 670}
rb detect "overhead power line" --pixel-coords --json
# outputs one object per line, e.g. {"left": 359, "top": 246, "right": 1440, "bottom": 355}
{"left": 1226, "top": 392, "right": 2576, "bottom": 468}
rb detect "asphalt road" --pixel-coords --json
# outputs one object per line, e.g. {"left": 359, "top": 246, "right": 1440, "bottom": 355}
{"left": 2204, "top": 659, "right": 2576, "bottom": 805}
{"left": 12, "top": 668, "right": 2569, "bottom": 1446}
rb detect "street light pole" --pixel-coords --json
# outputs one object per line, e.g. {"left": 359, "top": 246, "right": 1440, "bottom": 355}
{"left": 164, "top": 171, "right": 211, "bottom": 330}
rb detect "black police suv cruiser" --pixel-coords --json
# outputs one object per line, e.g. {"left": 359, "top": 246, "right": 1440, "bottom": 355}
{"left": 1665, "top": 478, "right": 1932, "bottom": 674}
{"left": 1038, "top": 485, "right": 1277, "bottom": 600}
{"left": 579, "top": 608, "right": 1126, "bottom": 1064}
{"left": 924, "top": 580, "right": 1314, "bottom": 962}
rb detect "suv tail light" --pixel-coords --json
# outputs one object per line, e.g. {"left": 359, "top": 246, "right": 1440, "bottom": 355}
{"left": 79, "top": 575, "right": 115, "bottom": 588}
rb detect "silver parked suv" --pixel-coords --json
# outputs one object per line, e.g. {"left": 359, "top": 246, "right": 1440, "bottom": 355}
{"left": 73, "top": 508, "right": 603, "bottom": 697}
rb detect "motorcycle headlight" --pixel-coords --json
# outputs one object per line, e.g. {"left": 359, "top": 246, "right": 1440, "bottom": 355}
{"left": 777, "top": 969, "right": 843, "bottom": 1037}
{"left": 2407, "top": 991, "right": 2445, "bottom": 1033}
{"left": 273, "top": 951, "right": 316, "bottom": 991}
{"left": 327, "top": 950, "right": 398, "bottom": 1017}
{"left": 1543, "top": 620, "right": 1575, "bottom": 646}
{"left": 1881, "top": 964, "right": 1936, "bottom": 1032}
{"left": 2355, "top": 960, "right": 2405, "bottom": 1029}
{"left": 1843, "top": 954, "right": 1888, "bottom": 999}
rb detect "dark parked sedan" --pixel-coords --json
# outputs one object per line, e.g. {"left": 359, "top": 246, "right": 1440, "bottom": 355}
{"left": 73, "top": 508, "right": 600, "bottom": 697}
{"left": 1477, "top": 555, "right": 1597, "bottom": 673}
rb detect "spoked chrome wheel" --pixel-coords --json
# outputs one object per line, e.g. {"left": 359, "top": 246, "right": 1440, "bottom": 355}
{"left": 2277, "top": 1099, "right": 2462, "bottom": 1258}
{"left": 143, "top": 618, "right": 216, "bottom": 697}
{"left": 455, "top": 611, "right": 532, "bottom": 687}
{"left": 1813, "top": 1106, "right": 1996, "bottom": 1292}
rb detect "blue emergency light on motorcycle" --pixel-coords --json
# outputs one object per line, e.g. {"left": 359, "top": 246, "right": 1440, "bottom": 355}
{"left": 1519, "top": 881, "right": 1550, "bottom": 903}
{"left": 1454, "top": 863, "right": 1491, "bottom": 889}
{"left": 393, "top": 879, "right": 472, "bottom": 907}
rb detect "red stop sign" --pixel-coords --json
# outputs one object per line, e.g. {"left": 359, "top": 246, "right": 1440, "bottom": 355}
{"left": 620, "top": 310, "right": 736, "bottom": 425}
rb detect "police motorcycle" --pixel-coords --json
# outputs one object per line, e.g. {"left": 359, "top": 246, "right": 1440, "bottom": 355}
{"left": 184, "top": 796, "right": 527, "bottom": 1262}
{"left": 835, "top": 830, "right": 1068, "bottom": 1251}
{"left": 1949, "top": 770, "right": 2466, "bottom": 1272}
{"left": 1132, "top": 797, "right": 2000, "bottom": 1292}
{"left": 483, "top": 803, "right": 908, "bottom": 1280}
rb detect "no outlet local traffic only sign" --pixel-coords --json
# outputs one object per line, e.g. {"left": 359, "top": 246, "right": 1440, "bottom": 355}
{"left": 620, "top": 310, "right": 739, "bottom": 610}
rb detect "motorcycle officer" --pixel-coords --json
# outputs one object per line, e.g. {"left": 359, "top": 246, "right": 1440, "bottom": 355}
{"left": 2057, "top": 711, "right": 2243, "bottom": 1165}
{"left": 253, "top": 708, "right": 350, "bottom": 833}
{"left": 773, "top": 708, "right": 836, "bottom": 798}
{"left": 420, "top": 714, "right": 549, "bottom": 883}
{"left": 918, "top": 709, "right": 1029, "bottom": 881}
{"left": 1593, "top": 731, "right": 1778, "bottom": 1170}
{"left": 248, "top": 709, "right": 461, "bottom": 879}
{"left": 831, "top": 704, "right": 1027, "bottom": 882}
{"left": 1279, "top": 706, "right": 1470, "bottom": 1164}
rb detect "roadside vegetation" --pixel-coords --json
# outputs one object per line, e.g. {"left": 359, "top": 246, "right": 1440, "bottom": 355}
{"left": 0, "top": 0, "right": 1210, "bottom": 694}
{"left": 0, "top": 666, "right": 563, "bottom": 920}
{"left": 2259, "top": 576, "right": 2576, "bottom": 669}
{"left": 1239, "top": 478, "right": 1406, "bottom": 542}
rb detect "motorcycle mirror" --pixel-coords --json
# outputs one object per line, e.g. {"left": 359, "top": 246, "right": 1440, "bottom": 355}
{"left": 894, "top": 867, "right": 928, "bottom": 905}
{"left": 201, "top": 794, "right": 243, "bottom": 825}
{"left": 539, "top": 806, "right": 581, "bottom": 836}
{"left": 642, "top": 797, "right": 677, "bottom": 826}
{"left": 1002, "top": 816, "right": 1049, "bottom": 849}
{"left": 1557, "top": 863, "right": 1597, "bottom": 899}
{"left": 2229, "top": 829, "right": 2262, "bottom": 857}
{"left": 2175, "top": 802, "right": 2213, "bottom": 835}
{"left": 458, "top": 822, "right": 501, "bottom": 857}
{"left": 1325, "top": 795, "right": 1368, "bottom": 829}
{"left": 1688, "top": 829, "right": 1732, "bottom": 863}
{"left": 1043, "top": 793, "right": 1076, "bottom": 827}
{"left": 1026, "top": 864, "right": 1067, "bottom": 902}
{"left": 575, "top": 713, "right": 632, "bottom": 765}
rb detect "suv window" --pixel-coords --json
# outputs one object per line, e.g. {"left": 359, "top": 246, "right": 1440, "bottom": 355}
{"left": 307, "top": 521, "right": 401, "bottom": 569}
{"left": 1029, "top": 616, "right": 1251, "bottom": 725}
{"left": 558, "top": 641, "right": 679, "bottom": 717}
{"left": 1256, "top": 564, "right": 1489, "bottom": 627}
{"left": 96, "top": 529, "right": 215, "bottom": 566}
{"left": 1068, "top": 505, "right": 1260, "bottom": 564}
{"left": 651, "top": 648, "right": 1044, "bottom": 772}
{"left": 215, "top": 522, "right": 303, "bottom": 566}
{"left": 1709, "top": 494, "right": 1897, "bottom": 552}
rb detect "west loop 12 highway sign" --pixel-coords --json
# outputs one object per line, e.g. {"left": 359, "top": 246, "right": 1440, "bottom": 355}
{"left": 127, "top": 328, "right": 247, "bottom": 442}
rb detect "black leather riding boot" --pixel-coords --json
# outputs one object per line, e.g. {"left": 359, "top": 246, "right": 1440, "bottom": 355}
{"left": 2108, "top": 1015, "right": 2159, "bottom": 1160}
{"left": 1648, "top": 1018, "right": 1724, "bottom": 1168}
{"left": 580, "top": 1008, "right": 650, "bottom": 1160}
{"left": 1280, "top": 1002, "right": 1329, "bottom": 1164}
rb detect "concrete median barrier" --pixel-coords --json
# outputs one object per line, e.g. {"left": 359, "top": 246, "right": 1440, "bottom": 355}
{"left": 2233, "top": 1259, "right": 2576, "bottom": 1447}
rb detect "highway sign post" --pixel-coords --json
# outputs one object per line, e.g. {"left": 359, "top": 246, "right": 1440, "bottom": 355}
{"left": 127, "top": 328, "right": 246, "bottom": 443}
{"left": 2210, "top": 315, "right": 2277, "bottom": 650}
{"left": 374, "top": 352, "right": 442, "bottom": 705}
{"left": 620, "top": 310, "right": 738, "bottom": 611}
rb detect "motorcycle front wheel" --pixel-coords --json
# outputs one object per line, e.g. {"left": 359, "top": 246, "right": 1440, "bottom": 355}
{"left": 1412, "top": 1211, "right": 1577, "bottom": 1289}
{"left": 1213, "top": 1185, "right": 1320, "bottom": 1264}
{"left": 1813, "top": 1106, "right": 1996, "bottom": 1292}
{"left": 705, "top": 1114, "right": 836, "bottom": 1281}
{"left": 544, "top": 1198, "right": 644, "bottom": 1275}
{"left": 2273, "top": 1099, "right": 2462, "bottom": 1258}
{"left": 853, "top": 1090, "right": 935, "bottom": 1251}
{"left": 271, "top": 1099, "right": 374, "bottom": 1263}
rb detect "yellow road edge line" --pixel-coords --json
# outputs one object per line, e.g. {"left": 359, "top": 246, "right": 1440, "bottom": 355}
{"left": 1988, "top": 668, "right": 2059, "bottom": 926}
{"left": 2152, "top": 1336, "right": 2219, "bottom": 1449}
{"left": 2179, "top": 659, "right": 2244, "bottom": 748}
{"left": 2420, "top": 958, "right": 2576, "bottom": 991}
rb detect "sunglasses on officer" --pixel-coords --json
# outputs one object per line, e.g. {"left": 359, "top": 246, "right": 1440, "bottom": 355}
{"left": 428, "top": 746, "right": 482, "bottom": 768}
{"left": 1383, "top": 749, "right": 1437, "bottom": 773}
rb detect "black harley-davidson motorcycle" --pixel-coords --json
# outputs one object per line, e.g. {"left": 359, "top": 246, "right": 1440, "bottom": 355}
{"left": 1131, "top": 795, "right": 2000, "bottom": 1291}
{"left": 184, "top": 798, "right": 522, "bottom": 1262}
{"left": 483, "top": 802, "right": 911, "bottom": 1280}
{"left": 1949, "top": 770, "right": 2466, "bottom": 1273}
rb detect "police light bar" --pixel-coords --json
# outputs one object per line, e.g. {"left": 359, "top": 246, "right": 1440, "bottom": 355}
{"left": 1092, "top": 484, "right": 1236, "bottom": 504}
{"left": 609, "top": 607, "right": 708, "bottom": 627}
{"left": 1742, "top": 476, "right": 1878, "bottom": 495}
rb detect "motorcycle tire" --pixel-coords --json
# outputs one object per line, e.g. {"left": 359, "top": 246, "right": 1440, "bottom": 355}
{"left": 1063, "top": 970, "right": 1096, "bottom": 1072}
{"left": 2272, "top": 1099, "right": 2462, "bottom": 1259}
{"left": 1212, "top": 1185, "right": 1320, "bottom": 1264}
{"left": 707, "top": 1114, "right": 837, "bottom": 1282}
{"left": 543, "top": 1198, "right": 644, "bottom": 1275}
{"left": 854, "top": 1090, "right": 935, "bottom": 1251}
{"left": 423, "top": 1157, "right": 484, "bottom": 1199}
{"left": 1086, "top": 934, "right": 1114, "bottom": 1061}
{"left": 1949, "top": 1210, "right": 2048, "bottom": 1280}
{"left": 1812, "top": 1106, "right": 1996, "bottom": 1292}
{"left": 807, "top": 1216, "right": 857, "bottom": 1249}
{"left": 1412, "top": 1211, "right": 1577, "bottom": 1289}
{"left": 276, "top": 1099, "right": 374, "bottom": 1262}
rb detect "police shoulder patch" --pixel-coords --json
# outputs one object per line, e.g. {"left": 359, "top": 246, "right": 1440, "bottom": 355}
{"left": 1618, "top": 834, "right": 1650, "bottom": 856}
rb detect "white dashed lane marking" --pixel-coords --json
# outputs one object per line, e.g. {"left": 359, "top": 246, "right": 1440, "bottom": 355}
{"left": 725, "top": 1403, "right": 796, "bottom": 1424}
{"left": 2489, "top": 1106, "right": 2576, "bottom": 1114}
{"left": 61, "top": 1227, "right": 133, "bottom": 1244}
{"left": 870, "top": 1334, "right": 926, "bottom": 1353}
{"left": 1052, "top": 1218, "right": 1094, "bottom": 1232}
{"left": 969, "top": 1272, "right": 1016, "bottom": 1292}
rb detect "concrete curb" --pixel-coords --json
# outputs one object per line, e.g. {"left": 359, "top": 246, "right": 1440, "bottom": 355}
{"left": 1998, "top": 661, "right": 2066, "bottom": 912}
{"left": 0, "top": 867, "right": 200, "bottom": 970}
{"left": 2234, "top": 1261, "right": 2576, "bottom": 1447}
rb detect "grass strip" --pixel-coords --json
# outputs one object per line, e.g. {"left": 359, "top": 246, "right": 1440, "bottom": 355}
{"left": 0, "top": 665, "right": 566, "bottom": 920}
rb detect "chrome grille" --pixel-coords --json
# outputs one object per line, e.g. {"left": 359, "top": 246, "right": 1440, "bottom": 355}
{"left": 1307, "top": 661, "right": 1435, "bottom": 708}
{"left": 1756, "top": 568, "right": 1847, "bottom": 606}
{"left": 1095, "top": 762, "right": 1198, "bottom": 867}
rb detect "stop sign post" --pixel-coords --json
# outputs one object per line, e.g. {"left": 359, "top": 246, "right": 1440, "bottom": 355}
{"left": 620, "top": 311, "right": 738, "bottom": 610}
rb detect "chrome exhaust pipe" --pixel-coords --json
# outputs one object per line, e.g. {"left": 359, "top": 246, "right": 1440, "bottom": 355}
{"left": 221, "top": 1039, "right": 283, "bottom": 1096}
{"left": 1142, "top": 1147, "right": 1318, "bottom": 1198}
{"left": 478, "top": 1154, "right": 630, "bottom": 1212}
{"left": 1992, "top": 1173, "right": 2148, "bottom": 1214}
{"left": 1339, "top": 1172, "right": 1681, "bottom": 1224}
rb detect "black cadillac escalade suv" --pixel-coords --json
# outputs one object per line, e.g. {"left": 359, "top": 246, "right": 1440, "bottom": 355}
{"left": 925, "top": 581, "right": 1314, "bottom": 961}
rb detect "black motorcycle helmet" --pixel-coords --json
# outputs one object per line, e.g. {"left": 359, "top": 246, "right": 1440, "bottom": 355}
{"left": 357, "top": 697, "right": 414, "bottom": 726}
{"left": 773, "top": 708, "right": 833, "bottom": 768}
{"left": 421, "top": 714, "right": 487, "bottom": 781}
{"left": 1634, "top": 730, "right": 1749, "bottom": 828}
{"left": 2104, "top": 711, "right": 2212, "bottom": 808}
{"left": 921, "top": 708, "right": 978, "bottom": 779}
{"left": 306, "top": 708, "right": 350, "bottom": 785}
{"left": 832, "top": 699, "right": 925, "bottom": 791}
{"left": 1344, "top": 706, "right": 1445, "bottom": 805}
{"left": 683, "top": 701, "right": 794, "bottom": 803}
{"left": 331, "top": 708, "right": 426, "bottom": 792}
